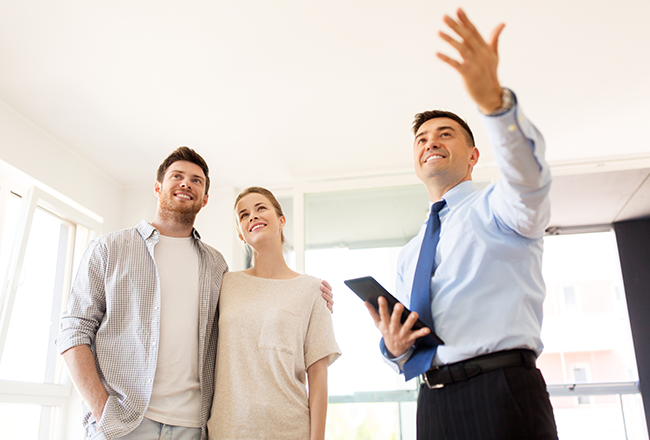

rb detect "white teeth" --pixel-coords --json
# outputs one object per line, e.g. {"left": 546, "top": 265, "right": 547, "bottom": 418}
{"left": 251, "top": 224, "right": 265, "bottom": 232}
{"left": 425, "top": 155, "right": 444, "bottom": 163}
{"left": 176, "top": 194, "right": 191, "bottom": 200}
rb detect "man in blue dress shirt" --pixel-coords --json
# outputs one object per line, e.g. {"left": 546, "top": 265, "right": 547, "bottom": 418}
{"left": 365, "top": 9, "right": 558, "bottom": 440}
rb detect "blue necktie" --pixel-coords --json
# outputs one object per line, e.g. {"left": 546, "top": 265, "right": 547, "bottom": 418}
{"left": 403, "top": 199, "right": 446, "bottom": 381}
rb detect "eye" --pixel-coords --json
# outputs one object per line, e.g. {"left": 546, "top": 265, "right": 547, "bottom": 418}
{"left": 239, "top": 212, "right": 249, "bottom": 221}
{"left": 193, "top": 178, "right": 202, "bottom": 184}
{"left": 440, "top": 132, "right": 451, "bottom": 138}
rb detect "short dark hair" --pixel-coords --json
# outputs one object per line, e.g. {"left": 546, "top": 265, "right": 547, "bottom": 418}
{"left": 412, "top": 110, "right": 475, "bottom": 147}
{"left": 156, "top": 147, "right": 210, "bottom": 194}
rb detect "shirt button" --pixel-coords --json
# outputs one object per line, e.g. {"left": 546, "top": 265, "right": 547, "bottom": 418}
{"left": 148, "top": 379, "right": 153, "bottom": 384}
{"left": 154, "top": 306, "right": 160, "bottom": 311}
{"left": 152, "top": 341, "right": 157, "bottom": 346}
{"left": 508, "top": 124, "right": 517, "bottom": 132}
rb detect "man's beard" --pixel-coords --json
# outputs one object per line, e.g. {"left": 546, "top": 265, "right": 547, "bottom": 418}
{"left": 158, "top": 193, "right": 202, "bottom": 227}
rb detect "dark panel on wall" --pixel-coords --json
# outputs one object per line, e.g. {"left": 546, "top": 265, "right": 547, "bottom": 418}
{"left": 613, "top": 219, "right": 650, "bottom": 431}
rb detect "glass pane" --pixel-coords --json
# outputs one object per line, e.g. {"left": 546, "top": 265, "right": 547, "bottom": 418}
{"left": 0, "top": 207, "right": 72, "bottom": 383}
{"left": 305, "top": 185, "right": 428, "bottom": 250}
{"left": 0, "top": 403, "right": 42, "bottom": 440}
{"left": 306, "top": 247, "right": 415, "bottom": 395}
{"left": 538, "top": 232, "right": 639, "bottom": 385}
{"left": 552, "top": 394, "right": 648, "bottom": 440}
{"left": 0, "top": 194, "right": 22, "bottom": 303}
{"left": 327, "top": 402, "right": 402, "bottom": 440}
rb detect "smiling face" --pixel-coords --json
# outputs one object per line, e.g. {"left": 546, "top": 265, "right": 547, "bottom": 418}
{"left": 154, "top": 160, "right": 209, "bottom": 220}
{"left": 413, "top": 117, "right": 479, "bottom": 198}
{"left": 235, "top": 192, "right": 285, "bottom": 250}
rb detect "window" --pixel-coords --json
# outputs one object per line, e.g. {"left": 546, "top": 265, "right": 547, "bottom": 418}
{"left": 538, "top": 231, "right": 646, "bottom": 439}
{"left": 302, "top": 184, "right": 429, "bottom": 439}
{"left": 0, "top": 182, "right": 101, "bottom": 440}
{"left": 296, "top": 182, "right": 647, "bottom": 440}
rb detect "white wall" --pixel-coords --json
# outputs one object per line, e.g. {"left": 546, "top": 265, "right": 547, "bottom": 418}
{"left": 0, "top": 100, "right": 123, "bottom": 234}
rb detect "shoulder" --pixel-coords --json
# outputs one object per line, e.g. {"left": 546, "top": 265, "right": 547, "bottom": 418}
{"left": 87, "top": 226, "right": 142, "bottom": 251}
{"left": 196, "top": 240, "right": 228, "bottom": 269}
{"left": 295, "top": 274, "right": 322, "bottom": 291}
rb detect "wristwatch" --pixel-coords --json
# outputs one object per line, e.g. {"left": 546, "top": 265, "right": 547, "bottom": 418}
{"left": 481, "top": 88, "right": 515, "bottom": 116}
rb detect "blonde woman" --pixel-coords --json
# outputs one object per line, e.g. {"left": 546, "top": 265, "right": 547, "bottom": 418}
{"left": 207, "top": 187, "right": 340, "bottom": 440}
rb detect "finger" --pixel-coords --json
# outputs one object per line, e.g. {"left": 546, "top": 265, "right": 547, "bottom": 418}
{"left": 321, "top": 290, "right": 333, "bottom": 304}
{"left": 438, "top": 30, "right": 465, "bottom": 55}
{"left": 389, "top": 302, "right": 405, "bottom": 330}
{"left": 364, "top": 302, "right": 381, "bottom": 326}
{"left": 320, "top": 279, "right": 332, "bottom": 292}
{"left": 451, "top": 9, "right": 489, "bottom": 51}
{"left": 488, "top": 23, "right": 505, "bottom": 54}
{"left": 405, "top": 327, "right": 432, "bottom": 345}
{"left": 400, "top": 310, "right": 420, "bottom": 333}
{"left": 443, "top": 13, "right": 479, "bottom": 49}
{"left": 435, "top": 52, "right": 462, "bottom": 70}
{"left": 456, "top": 8, "right": 481, "bottom": 39}
{"left": 324, "top": 293, "right": 334, "bottom": 314}
{"left": 377, "top": 297, "right": 391, "bottom": 324}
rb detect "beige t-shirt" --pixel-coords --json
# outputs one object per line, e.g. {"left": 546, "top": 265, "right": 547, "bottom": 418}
{"left": 207, "top": 271, "right": 341, "bottom": 440}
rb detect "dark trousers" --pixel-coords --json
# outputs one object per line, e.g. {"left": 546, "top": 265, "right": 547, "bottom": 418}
{"left": 417, "top": 365, "right": 558, "bottom": 440}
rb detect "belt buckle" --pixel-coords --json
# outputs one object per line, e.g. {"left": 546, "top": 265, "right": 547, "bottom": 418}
{"left": 423, "top": 366, "right": 444, "bottom": 389}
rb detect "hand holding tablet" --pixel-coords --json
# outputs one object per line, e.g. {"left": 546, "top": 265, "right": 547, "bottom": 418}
{"left": 344, "top": 276, "right": 444, "bottom": 346}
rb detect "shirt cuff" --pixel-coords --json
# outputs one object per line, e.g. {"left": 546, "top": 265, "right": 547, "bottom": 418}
{"left": 380, "top": 338, "right": 415, "bottom": 374}
{"left": 479, "top": 88, "right": 517, "bottom": 117}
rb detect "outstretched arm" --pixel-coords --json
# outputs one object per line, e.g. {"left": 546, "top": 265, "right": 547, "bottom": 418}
{"left": 436, "top": 8, "right": 505, "bottom": 113}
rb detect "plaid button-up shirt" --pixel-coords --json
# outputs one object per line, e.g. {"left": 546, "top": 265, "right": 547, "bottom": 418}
{"left": 57, "top": 220, "right": 228, "bottom": 440}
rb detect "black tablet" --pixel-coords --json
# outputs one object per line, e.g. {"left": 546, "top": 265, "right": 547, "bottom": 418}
{"left": 344, "top": 276, "right": 444, "bottom": 345}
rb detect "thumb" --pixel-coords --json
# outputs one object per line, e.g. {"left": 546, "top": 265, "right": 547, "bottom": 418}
{"left": 489, "top": 23, "right": 506, "bottom": 55}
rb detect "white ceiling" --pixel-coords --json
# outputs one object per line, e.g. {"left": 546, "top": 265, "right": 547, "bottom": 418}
{"left": 0, "top": 1, "right": 649, "bottom": 225}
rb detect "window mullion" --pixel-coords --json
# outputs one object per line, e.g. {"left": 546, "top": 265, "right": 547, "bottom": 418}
{"left": 0, "top": 186, "right": 38, "bottom": 363}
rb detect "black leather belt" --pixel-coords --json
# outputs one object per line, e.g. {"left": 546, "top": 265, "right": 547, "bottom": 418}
{"left": 421, "top": 349, "right": 536, "bottom": 389}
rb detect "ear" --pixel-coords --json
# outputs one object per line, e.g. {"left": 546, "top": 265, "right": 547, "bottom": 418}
{"left": 153, "top": 181, "right": 162, "bottom": 198}
{"left": 238, "top": 232, "right": 246, "bottom": 244}
{"left": 469, "top": 146, "right": 480, "bottom": 167}
{"left": 279, "top": 216, "right": 286, "bottom": 230}
{"left": 201, "top": 193, "right": 209, "bottom": 208}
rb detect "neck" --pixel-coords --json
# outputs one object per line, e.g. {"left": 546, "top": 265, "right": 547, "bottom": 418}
{"left": 425, "top": 176, "right": 472, "bottom": 203}
{"left": 151, "top": 210, "right": 196, "bottom": 237}
{"left": 246, "top": 242, "right": 298, "bottom": 279}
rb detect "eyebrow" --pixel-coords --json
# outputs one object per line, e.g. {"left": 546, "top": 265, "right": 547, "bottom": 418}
{"left": 415, "top": 125, "right": 456, "bottom": 139}
{"left": 238, "top": 202, "right": 266, "bottom": 216}
{"left": 169, "top": 169, "right": 204, "bottom": 182}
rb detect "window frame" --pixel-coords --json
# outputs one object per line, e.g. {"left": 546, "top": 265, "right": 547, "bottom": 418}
{"left": 0, "top": 182, "right": 101, "bottom": 440}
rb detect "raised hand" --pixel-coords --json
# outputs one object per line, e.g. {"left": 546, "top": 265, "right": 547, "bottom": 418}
{"left": 436, "top": 8, "right": 505, "bottom": 113}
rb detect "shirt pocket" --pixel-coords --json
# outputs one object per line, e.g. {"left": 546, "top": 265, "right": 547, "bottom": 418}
{"left": 258, "top": 309, "right": 299, "bottom": 355}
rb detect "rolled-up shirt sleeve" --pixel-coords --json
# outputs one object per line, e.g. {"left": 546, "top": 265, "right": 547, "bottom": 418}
{"left": 56, "top": 238, "right": 107, "bottom": 354}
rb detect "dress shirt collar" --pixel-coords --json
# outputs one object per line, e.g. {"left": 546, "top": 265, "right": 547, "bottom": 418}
{"left": 428, "top": 180, "right": 478, "bottom": 213}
